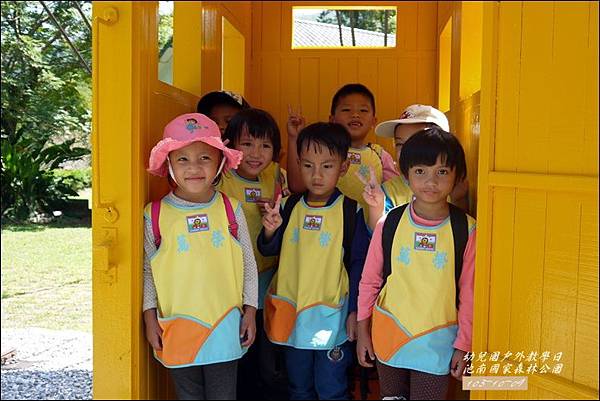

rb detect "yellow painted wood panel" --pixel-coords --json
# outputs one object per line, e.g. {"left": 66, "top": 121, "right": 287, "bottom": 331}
{"left": 574, "top": 196, "right": 599, "bottom": 389}
{"left": 396, "top": 2, "right": 418, "bottom": 50}
{"left": 397, "top": 57, "right": 418, "bottom": 114}
{"left": 417, "top": 1, "right": 438, "bottom": 51}
{"left": 417, "top": 53, "right": 436, "bottom": 105}
{"left": 261, "top": 2, "right": 281, "bottom": 52}
{"left": 318, "top": 57, "right": 339, "bottom": 120}
{"left": 549, "top": 3, "right": 588, "bottom": 175}
{"left": 584, "top": 2, "right": 599, "bottom": 176}
{"left": 517, "top": 2, "right": 553, "bottom": 174}
{"left": 377, "top": 57, "right": 399, "bottom": 156}
{"left": 299, "top": 57, "right": 320, "bottom": 124}
{"left": 338, "top": 57, "right": 359, "bottom": 86}
{"left": 541, "top": 193, "right": 582, "bottom": 381}
{"left": 494, "top": 2, "right": 521, "bottom": 172}
{"left": 487, "top": 187, "right": 517, "bottom": 400}
{"left": 507, "top": 190, "right": 546, "bottom": 397}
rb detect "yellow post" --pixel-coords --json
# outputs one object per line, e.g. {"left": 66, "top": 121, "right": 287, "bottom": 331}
{"left": 92, "top": 2, "right": 147, "bottom": 398}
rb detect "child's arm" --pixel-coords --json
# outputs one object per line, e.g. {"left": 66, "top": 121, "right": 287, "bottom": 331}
{"left": 347, "top": 208, "right": 371, "bottom": 342}
{"left": 380, "top": 149, "right": 400, "bottom": 181}
{"left": 356, "top": 166, "right": 386, "bottom": 231}
{"left": 286, "top": 105, "right": 307, "bottom": 193}
{"left": 451, "top": 226, "right": 477, "bottom": 380}
{"left": 356, "top": 215, "right": 387, "bottom": 367}
{"left": 142, "top": 212, "right": 162, "bottom": 351}
{"left": 234, "top": 206, "right": 259, "bottom": 347}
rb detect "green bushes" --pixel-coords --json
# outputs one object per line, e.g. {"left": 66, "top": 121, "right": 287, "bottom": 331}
{"left": 1, "top": 135, "right": 90, "bottom": 222}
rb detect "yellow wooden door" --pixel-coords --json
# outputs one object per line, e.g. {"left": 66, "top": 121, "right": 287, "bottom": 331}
{"left": 473, "top": 2, "right": 599, "bottom": 399}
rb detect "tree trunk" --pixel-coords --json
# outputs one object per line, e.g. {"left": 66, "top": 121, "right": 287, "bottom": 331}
{"left": 350, "top": 11, "right": 356, "bottom": 46}
{"left": 335, "top": 10, "right": 343, "bottom": 46}
{"left": 383, "top": 10, "right": 389, "bottom": 46}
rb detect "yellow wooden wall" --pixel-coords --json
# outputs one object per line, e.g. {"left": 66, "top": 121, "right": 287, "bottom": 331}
{"left": 473, "top": 2, "right": 599, "bottom": 399}
{"left": 248, "top": 1, "right": 439, "bottom": 166}
{"left": 92, "top": 1, "right": 599, "bottom": 399}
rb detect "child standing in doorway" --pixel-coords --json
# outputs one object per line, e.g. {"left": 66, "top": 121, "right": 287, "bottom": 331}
{"left": 258, "top": 122, "right": 371, "bottom": 400}
{"left": 142, "top": 113, "right": 258, "bottom": 400}
{"left": 356, "top": 127, "right": 476, "bottom": 400}
{"left": 218, "top": 108, "right": 289, "bottom": 400}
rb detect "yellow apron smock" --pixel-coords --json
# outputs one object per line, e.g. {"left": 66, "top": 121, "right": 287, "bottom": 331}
{"left": 382, "top": 175, "right": 414, "bottom": 211}
{"left": 146, "top": 193, "right": 245, "bottom": 368}
{"left": 264, "top": 194, "right": 349, "bottom": 350}
{"left": 219, "top": 162, "right": 287, "bottom": 309}
{"left": 372, "top": 206, "right": 475, "bottom": 374}
{"left": 337, "top": 144, "right": 384, "bottom": 215}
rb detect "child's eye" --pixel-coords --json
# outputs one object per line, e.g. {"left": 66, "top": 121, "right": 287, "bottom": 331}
{"left": 177, "top": 157, "right": 188, "bottom": 162}
{"left": 438, "top": 169, "right": 449, "bottom": 175}
{"left": 303, "top": 163, "right": 312, "bottom": 168}
{"left": 360, "top": 109, "right": 369, "bottom": 113}
{"left": 324, "top": 164, "right": 333, "bottom": 169}
{"left": 262, "top": 143, "right": 273, "bottom": 149}
{"left": 240, "top": 142, "right": 252, "bottom": 147}
{"left": 200, "top": 155, "right": 211, "bottom": 161}
{"left": 414, "top": 168, "right": 424, "bottom": 175}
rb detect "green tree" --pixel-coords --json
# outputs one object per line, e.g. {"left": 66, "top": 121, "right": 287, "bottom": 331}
{"left": 1, "top": 1, "right": 91, "bottom": 222}
{"left": 317, "top": 9, "right": 397, "bottom": 46}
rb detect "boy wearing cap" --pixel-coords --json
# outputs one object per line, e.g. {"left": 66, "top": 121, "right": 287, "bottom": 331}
{"left": 359, "top": 104, "right": 469, "bottom": 230}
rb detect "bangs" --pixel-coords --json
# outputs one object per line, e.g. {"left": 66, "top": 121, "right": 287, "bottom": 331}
{"left": 399, "top": 127, "right": 467, "bottom": 182}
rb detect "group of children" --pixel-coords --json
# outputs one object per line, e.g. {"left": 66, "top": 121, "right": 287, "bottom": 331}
{"left": 143, "top": 84, "right": 476, "bottom": 400}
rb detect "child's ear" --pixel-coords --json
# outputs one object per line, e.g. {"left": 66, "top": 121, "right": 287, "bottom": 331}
{"left": 339, "top": 159, "right": 350, "bottom": 177}
{"left": 371, "top": 116, "right": 378, "bottom": 128}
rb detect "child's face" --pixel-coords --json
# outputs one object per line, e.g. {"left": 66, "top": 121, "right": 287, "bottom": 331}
{"left": 298, "top": 144, "right": 349, "bottom": 202}
{"left": 235, "top": 128, "right": 274, "bottom": 179}
{"left": 408, "top": 154, "right": 456, "bottom": 206}
{"left": 394, "top": 123, "right": 430, "bottom": 161}
{"left": 209, "top": 104, "right": 240, "bottom": 135}
{"left": 169, "top": 141, "right": 221, "bottom": 201}
{"left": 330, "top": 94, "right": 376, "bottom": 145}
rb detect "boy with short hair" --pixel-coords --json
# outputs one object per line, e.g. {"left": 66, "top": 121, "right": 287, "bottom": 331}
{"left": 258, "top": 122, "right": 370, "bottom": 400}
{"left": 286, "top": 84, "right": 399, "bottom": 213}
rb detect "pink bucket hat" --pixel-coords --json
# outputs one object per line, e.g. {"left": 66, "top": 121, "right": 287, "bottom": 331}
{"left": 148, "top": 113, "right": 243, "bottom": 177}
{"left": 375, "top": 104, "right": 450, "bottom": 137}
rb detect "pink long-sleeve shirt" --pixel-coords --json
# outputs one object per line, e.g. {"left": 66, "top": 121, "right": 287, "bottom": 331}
{"left": 357, "top": 203, "right": 476, "bottom": 352}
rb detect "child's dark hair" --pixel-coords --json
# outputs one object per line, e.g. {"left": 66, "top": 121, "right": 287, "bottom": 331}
{"left": 223, "top": 108, "right": 282, "bottom": 161}
{"left": 399, "top": 127, "right": 467, "bottom": 185}
{"left": 196, "top": 91, "right": 250, "bottom": 116}
{"left": 297, "top": 122, "right": 351, "bottom": 160}
{"left": 330, "top": 83, "right": 376, "bottom": 115}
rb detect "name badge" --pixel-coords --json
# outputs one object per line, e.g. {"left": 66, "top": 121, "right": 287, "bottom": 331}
{"left": 414, "top": 232, "right": 436, "bottom": 251}
{"left": 187, "top": 214, "right": 209, "bottom": 233}
{"left": 303, "top": 215, "right": 323, "bottom": 231}
{"left": 348, "top": 152, "right": 362, "bottom": 165}
{"left": 245, "top": 188, "right": 262, "bottom": 203}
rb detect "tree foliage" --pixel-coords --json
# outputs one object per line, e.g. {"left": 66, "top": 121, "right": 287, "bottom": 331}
{"left": 1, "top": 1, "right": 92, "bottom": 222}
{"left": 317, "top": 9, "right": 397, "bottom": 46}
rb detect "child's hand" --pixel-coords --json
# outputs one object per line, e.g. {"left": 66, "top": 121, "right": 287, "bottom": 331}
{"left": 450, "top": 349, "right": 468, "bottom": 380}
{"left": 356, "top": 318, "right": 376, "bottom": 367}
{"left": 143, "top": 309, "right": 163, "bottom": 351}
{"left": 240, "top": 305, "right": 257, "bottom": 347}
{"left": 356, "top": 167, "right": 384, "bottom": 210}
{"left": 287, "top": 105, "right": 305, "bottom": 139}
{"left": 346, "top": 311, "right": 358, "bottom": 341}
{"left": 262, "top": 194, "right": 283, "bottom": 239}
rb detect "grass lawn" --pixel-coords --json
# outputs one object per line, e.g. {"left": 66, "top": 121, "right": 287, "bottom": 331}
{"left": 1, "top": 217, "right": 92, "bottom": 332}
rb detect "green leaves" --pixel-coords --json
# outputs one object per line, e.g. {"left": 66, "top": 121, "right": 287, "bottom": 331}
{"left": 1, "top": 1, "right": 92, "bottom": 222}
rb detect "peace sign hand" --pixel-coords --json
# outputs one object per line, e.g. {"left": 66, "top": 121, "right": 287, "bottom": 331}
{"left": 287, "top": 105, "right": 305, "bottom": 139}
{"left": 262, "top": 194, "right": 283, "bottom": 239}
{"left": 355, "top": 166, "right": 384, "bottom": 209}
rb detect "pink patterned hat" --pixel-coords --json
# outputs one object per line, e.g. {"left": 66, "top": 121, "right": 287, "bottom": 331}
{"left": 148, "top": 113, "right": 243, "bottom": 177}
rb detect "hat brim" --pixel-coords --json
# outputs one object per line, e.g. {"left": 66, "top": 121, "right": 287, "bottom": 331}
{"left": 147, "top": 137, "right": 243, "bottom": 177}
{"left": 375, "top": 117, "right": 449, "bottom": 137}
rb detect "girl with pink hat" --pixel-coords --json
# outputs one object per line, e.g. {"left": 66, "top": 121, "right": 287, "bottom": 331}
{"left": 142, "top": 113, "right": 258, "bottom": 399}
